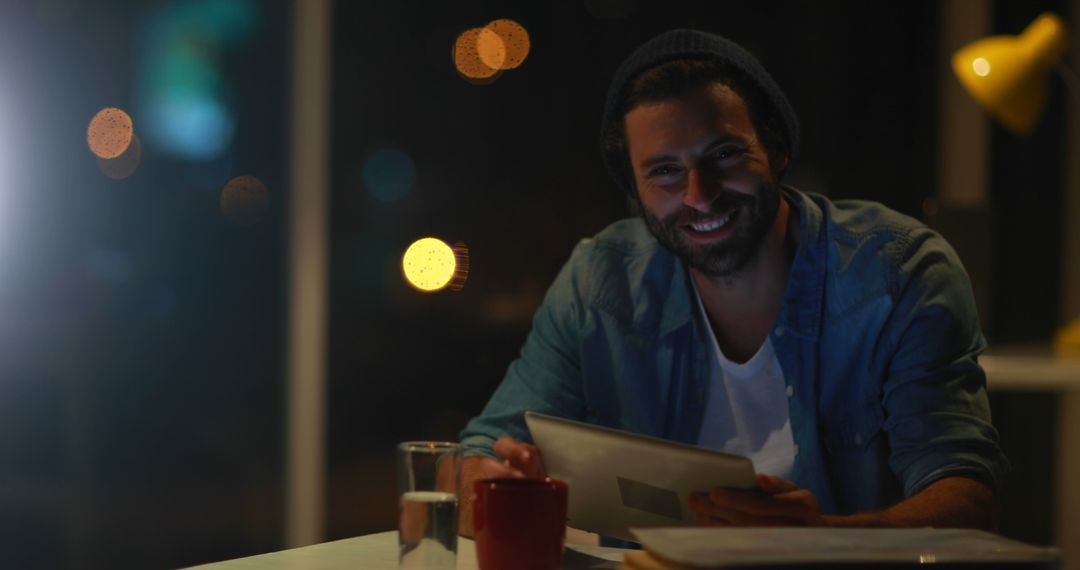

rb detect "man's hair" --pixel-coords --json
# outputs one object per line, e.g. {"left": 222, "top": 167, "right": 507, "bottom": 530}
{"left": 602, "top": 58, "right": 791, "bottom": 201}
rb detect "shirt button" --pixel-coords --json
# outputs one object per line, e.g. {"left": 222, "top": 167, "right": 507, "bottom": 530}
{"left": 775, "top": 326, "right": 785, "bottom": 337}
{"left": 854, "top": 434, "right": 863, "bottom": 446}
{"left": 785, "top": 385, "right": 794, "bottom": 398}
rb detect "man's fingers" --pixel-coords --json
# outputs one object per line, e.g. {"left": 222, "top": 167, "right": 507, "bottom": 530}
{"left": 756, "top": 474, "right": 800, "bottom": 494}
{"left": 493, "top": 436, "right": 545, "bottom": 478}
{"left": 689, "top": 493, "right": 795, "bottom": 526}
{"left": 493, "top": 437, "right": 532, "bottom": 464}
{"left": 772, "top": 489, "right": 819, "bottom": 510}
{"left": 705, "top": 487, "right": 815, "bottom": 520}
{"left": 475, "top": 457, "right": 525, "bottom": 479}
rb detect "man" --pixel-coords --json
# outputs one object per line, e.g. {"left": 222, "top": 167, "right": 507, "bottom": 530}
{"left": 458, "top": 29, "right": 1007, "bottom": 535}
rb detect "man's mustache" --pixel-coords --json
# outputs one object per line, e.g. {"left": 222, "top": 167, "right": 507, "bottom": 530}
{"left": 671, "top": 191, "right": 754, "bottom": 224}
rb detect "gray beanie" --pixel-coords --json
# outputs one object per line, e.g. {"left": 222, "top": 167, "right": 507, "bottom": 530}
{"left": 600, "top": 29, "right": 800, "bottom": 197}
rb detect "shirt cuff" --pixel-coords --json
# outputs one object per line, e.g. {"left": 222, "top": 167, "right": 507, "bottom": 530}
{"left": 460, "top": 434, "right": 499, "bottom": 459}
{"left": 903, "top": 451, "right": 1009, "bottom": 497}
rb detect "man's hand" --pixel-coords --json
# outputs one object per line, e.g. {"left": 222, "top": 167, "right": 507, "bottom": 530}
{"left": 458, "top": 437, "right": 547, "bottom": 537}
{"left": 491, "top": 437, "right": 546, "bottom": 479}
{"left": 688, "top": 474, "right": 824, "bottom": 527}
{"left": 689, "top": 475, "right": 997, "bottom": 530}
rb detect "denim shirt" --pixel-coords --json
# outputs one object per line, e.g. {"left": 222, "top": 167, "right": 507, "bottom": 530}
{"left": 460, "top": 188, "right": 1007, "bottom": 516}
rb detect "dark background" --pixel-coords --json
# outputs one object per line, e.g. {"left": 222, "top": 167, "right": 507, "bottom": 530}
{"left": 0, "top": 0, "right": 1069, "bottom": 567}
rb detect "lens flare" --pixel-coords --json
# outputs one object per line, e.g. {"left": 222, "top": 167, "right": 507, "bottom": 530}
{"left": 98, "top": 134, "right": 142, "bottom": 180}
{"left": 87, "top": 107, "right": 134, "bottom": 159}
{"left": 402, "top": 237, "right": 457, "bottom": 292}
{"left": 483, "top": 19, "right": 529, "bottom": 70}
{"left": 220, "top": 175, "right": 269, "bottom": 225}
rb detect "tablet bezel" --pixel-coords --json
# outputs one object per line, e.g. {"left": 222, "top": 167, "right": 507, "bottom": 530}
{"left": 524, "top": 411, "right": 757, "bottom": 541}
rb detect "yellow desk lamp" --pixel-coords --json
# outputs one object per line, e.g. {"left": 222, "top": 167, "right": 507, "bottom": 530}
{"left": 952, "top": 12, "right": 1080, "bottom": 357}
{"left": 952, "top": 12, "right": 1067, "bottom": 135}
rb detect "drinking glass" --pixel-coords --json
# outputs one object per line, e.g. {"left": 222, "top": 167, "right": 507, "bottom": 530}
{"left": 397, "top": 441, "right": 463, "bottom": 569}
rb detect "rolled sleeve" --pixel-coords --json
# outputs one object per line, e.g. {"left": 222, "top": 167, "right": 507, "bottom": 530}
{"left": 881, "top": 229, "right": 1009, "bottom": 497}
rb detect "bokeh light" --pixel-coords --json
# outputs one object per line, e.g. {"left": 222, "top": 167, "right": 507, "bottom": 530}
{"left": 453, "top": 20, "right": 530, "bottom": 83}
{"left": 363, "top": 148, "right": 416, "bottom": 203}
{"left": 402, "top": 237, "right": 457, "bottom": 292}
{"left": 138, "top": 0, "right": 257, "bottom": 160}
{"left": 972, "top": 57, "right": 991, "bottom": 77}
{"left": 145, "top": 89, "right": 235, "bottom": 160}
{"left": 98, "top": 134, "right": 142, "bottom": 180}
{"left": 482, "top": 19, "right": 529, "bottom": 70}
{"left": 475, "top": 27, "right": 508, "bottom": 71}
{"left": 220, "top": 175, "right": 269, "bottom": 225}
{"left": 87, "top": 107, "right": 134, "bottom": 159}
{"left": 454, "top": 27, "right": 502, "bottom": 80}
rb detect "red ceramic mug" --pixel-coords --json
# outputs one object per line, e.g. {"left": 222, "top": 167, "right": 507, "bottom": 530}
{"left": 473, "top": 478, "right": 568, "bottom": 570}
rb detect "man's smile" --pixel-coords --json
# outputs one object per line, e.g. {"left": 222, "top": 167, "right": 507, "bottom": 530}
{"left": 681, "top": 207, "right": 740, "bottom": 241}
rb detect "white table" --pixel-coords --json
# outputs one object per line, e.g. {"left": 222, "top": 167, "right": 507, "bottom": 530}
{"left": 186, "top": 531, "right": 627, "bottom": 569}
{"left": 189, "top": 353, "right": 1080, "bottom": 570}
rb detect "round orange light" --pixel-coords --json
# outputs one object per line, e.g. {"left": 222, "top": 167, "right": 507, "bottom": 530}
{"left": 220, "top": 175, "right": 269, "bottom": 226}
{"left": 87, "top": 107, "right": 134, "bottom": 159}
{"left": 483, "top": 19, "right": 530, "bottom": 70}
{"left": 454, "top": 27, "right": 501, "bottom": 80}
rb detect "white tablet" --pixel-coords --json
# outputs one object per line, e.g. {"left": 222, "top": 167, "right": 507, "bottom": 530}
{"left": 524, "top": 411, "right": 756, "bottom": 541}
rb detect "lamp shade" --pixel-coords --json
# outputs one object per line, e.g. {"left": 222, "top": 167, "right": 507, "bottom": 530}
{"left": 952, "top": 12, "right": 1067, "bottom": 135}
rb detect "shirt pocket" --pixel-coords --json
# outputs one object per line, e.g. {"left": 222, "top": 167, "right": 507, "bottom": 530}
{"left": 821, "top": 403, "right": 885, "bottom": 454}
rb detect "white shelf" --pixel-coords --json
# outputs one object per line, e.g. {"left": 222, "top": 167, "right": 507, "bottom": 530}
{"left": 982, "top": 354, "right": 1080, "bottom": 392}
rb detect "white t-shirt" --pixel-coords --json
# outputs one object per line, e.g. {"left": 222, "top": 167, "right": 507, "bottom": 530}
{"left": 691, "top": 278, "right": 797, "bottom": 479}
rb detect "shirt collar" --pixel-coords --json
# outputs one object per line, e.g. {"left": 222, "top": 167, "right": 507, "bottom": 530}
{"left": 659, "top": 258, "right": 694, "bottom": 337}
{"left": 776, "top": 186, "right": 827, "bottom": 340}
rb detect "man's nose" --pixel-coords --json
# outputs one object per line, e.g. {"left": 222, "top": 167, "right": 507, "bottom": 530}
{"left": 683, "top": 167, "right": 718, "bottom": 212}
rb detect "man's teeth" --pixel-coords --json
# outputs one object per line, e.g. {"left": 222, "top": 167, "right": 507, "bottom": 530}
{"left": 689, "top": 212, "right": 734, "bottom": 232}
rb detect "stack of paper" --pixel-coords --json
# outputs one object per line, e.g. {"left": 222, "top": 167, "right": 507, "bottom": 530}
{"left": 619, "top": 527, "right": 1060, "bottom": 569}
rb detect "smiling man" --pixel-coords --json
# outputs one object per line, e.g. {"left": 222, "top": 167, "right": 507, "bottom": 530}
{"left": 458, "top": 30, "right": 1007, "bottom": 536}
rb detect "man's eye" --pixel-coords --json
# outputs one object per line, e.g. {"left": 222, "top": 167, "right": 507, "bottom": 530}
{"left": 711, "top": 147, "right": 745, "bottom": 162}
{"left": 648, "top": 165, "right": 680, "bottom": 177}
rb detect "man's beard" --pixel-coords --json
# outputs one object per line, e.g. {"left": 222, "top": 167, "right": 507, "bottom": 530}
{"left": 642, "top": 182, "right": 781, "bottom": 279}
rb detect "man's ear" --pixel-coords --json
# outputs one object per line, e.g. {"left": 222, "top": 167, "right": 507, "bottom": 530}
{"left": 774, "top": 153, "right": 790, "bottom": 180}
{"left": 776, "top": 154, "right": 789, "bottom": 173}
